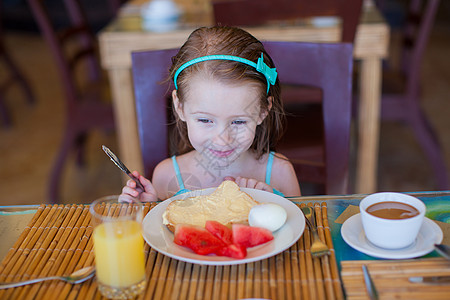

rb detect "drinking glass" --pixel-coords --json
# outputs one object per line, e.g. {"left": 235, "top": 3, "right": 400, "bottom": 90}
{"left": 90, "top": 195, "right": 146, "bottom": 299}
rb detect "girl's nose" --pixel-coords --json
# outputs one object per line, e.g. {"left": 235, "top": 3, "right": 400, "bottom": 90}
{"left": 213, "top": 125, "right": 236, "bottom": 146}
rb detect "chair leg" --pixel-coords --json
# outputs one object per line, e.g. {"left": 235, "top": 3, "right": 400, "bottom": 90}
{"left": 14, "top": 71, "right": 35, "bottom": 105}
{"left": 408, "top": 108, "right": 449, "bottom": 190}
{"left": 2, "top": 45, "right": 36, "bottom": 105}
{"left": 48, "top": 129, "right": 76, "bottom": 204}
{"left": 75, "top": 132, "right": 88, "bottom": 166}
{"left": 0, "top": 94, "right": 12, "bottom": 126}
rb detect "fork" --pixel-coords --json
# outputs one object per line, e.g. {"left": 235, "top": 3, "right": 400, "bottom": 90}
{"left": 301, "top": 206, "right": 330, "bottom": 257}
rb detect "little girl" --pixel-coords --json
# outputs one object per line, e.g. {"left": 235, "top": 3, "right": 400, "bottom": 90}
{"left": 120, "top": 26, "right": 301, "bottom": 202}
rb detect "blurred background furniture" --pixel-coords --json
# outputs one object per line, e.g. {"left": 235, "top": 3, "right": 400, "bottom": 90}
{"left": 212, "top": 0, "right": 362, "bottom": 43}
{"left": 28, "top": 0, "right": 115, "bottom": 203}
{"left": 131, "top": 42, "right": 354, "bottom": 195}
{"left": 98, "top": 0, "right": 389, "bottom": 194}
{"left": 131, "top": 48, "right": 177, "bottom": 178}
{"left": 264, "top": 42, "right": 354, "bottom": 195}
{"left": 377, "top": 0, "right": 448, "bottom": 189}
{"left": 0, "top": 2, "right": 35, "bottom": 126}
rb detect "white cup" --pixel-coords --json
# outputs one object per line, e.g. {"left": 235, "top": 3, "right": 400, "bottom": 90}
{"left": 359, "top": 192, "right": 426, "bottom": 249}
{"left": 141, "top": 0, "right": 181, "bottom": 32}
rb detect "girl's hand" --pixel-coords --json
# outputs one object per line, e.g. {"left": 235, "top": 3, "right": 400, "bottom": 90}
{"left": 224, "top": 176, "right": 274, "bottom": 193}
{"left": 119, "top": 171, "right": 158, "bottom": 202}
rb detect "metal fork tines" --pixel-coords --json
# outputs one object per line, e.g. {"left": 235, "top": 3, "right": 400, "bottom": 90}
{"left": 301, "top": 206, "right": 330, "bottom": 257}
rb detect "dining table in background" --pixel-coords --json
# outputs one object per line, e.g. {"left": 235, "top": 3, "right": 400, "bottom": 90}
{"left": 98, "top": 0, "right": 390, "bottom": 194}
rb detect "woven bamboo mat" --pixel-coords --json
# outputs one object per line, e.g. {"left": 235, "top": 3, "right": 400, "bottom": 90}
{"left": 0, "top": 202, "right": 342, "bottom": 300}
{"left": 341, "top": 258, "right": 450, "bottom": 300}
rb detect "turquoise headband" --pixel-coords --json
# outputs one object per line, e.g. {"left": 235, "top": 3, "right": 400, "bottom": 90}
{"left": 173, "top": 54, "right": 277, "bottom": 94}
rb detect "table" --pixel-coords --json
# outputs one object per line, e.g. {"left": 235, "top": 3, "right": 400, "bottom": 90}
{"left": 2, "top": 191, "right": 449, "bottom": 265}
{"left": 1, "top": 191, "right": 449, "bottom": 299}
{"left": 98, "top": 0, "right": 390, "bottom": 194}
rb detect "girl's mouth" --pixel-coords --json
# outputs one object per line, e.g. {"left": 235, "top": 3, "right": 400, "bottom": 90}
{"left": 209, "top": 149, "right": 235, "bottom": 158}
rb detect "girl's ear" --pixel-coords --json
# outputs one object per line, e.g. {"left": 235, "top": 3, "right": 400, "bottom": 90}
{"left": 257, "top": 96, "right": 273, "bottom": 125}
{"left": 172, "top": 90, "right": 186, "bottom": 121}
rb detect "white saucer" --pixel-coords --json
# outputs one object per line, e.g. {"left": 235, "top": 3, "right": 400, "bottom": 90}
{"left": 341, "top": 214, "right": 443, "bottom": 259}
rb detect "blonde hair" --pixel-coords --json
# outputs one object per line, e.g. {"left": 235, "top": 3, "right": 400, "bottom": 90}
{"left": 169, "top": 26, "right": 285, "bottom": 159}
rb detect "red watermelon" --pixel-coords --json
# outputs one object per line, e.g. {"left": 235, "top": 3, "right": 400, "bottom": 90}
{"left": 174, "top": 224, "right": 226, "bottom": 255}
{"left": 218, "top": 244, "right": 247, "bottom": 259}
{"left": 205, "top": 220, "right": 233, "bottom": 245}
{"left": 232, "top": 224, "right": 274, "bottom": 248}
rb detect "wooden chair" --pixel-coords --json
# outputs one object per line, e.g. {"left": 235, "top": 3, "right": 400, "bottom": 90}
{"left": 376, "top": 0, "right": 448, "bottom": 189}
{"left": 212, "top": 0, "right": 363, "bottom": 43}
{"left": 28, "top": 0, "right": 115, "bottom": 203}
{"left": 131, "top": 42, "right": 354, "bottom": 195}
{"left": 0, "top": 2, "right": 35, "bottom": 126}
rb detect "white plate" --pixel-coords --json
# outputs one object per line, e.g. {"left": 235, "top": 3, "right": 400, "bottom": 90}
{"left": 341, "top": 213, "right": 443, "bottom": 259}
{"left": 142, "top": 188, "right": 305, "bottom": 265}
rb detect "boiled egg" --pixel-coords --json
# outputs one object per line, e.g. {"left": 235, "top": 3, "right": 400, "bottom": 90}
{"left": 248, "top": 203, "right": 287, "bottom": 232}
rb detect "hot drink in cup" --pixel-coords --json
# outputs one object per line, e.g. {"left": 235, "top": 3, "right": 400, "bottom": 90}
{"left": 359, "top": 192, "right": 426, "bottom": 249}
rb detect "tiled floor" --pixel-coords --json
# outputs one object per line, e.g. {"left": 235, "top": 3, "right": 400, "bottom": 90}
{"left": 0, "top": 20, "right": 449, "bottom": 205}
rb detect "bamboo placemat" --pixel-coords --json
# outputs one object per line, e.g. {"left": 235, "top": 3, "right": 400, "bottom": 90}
{"left": 0, "top": 202, "right": 342, "bottom": 300}
{"left": 341, "top": 258, "right": 450, "bottom": 300}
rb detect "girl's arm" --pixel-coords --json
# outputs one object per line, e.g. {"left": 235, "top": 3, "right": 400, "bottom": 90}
{"left": 119, "top": 171, "right": 159, "bottom": 202}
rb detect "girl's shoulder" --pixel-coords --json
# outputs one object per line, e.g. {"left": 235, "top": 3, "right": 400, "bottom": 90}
{"left": 269, "top": 152, "right": 301, "bottom": 197}
{"left": 152, "top": 157, "right": 177, "bottom": 198}
{"left": 152, "top": 152, "right": 194, "bottom": 187}
{"left": 268, "top": 151, "right": 291, "bottom": 167}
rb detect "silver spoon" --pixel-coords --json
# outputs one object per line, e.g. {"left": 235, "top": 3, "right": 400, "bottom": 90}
{"left": 0, "top": 266, "right": 95, "bottom": 289}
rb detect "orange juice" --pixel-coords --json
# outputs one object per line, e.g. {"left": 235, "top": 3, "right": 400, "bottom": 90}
{"left": 93, "top": 220, "right": 145, "bottom": 287}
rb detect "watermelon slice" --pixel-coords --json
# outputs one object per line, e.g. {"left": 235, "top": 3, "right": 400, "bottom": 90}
{"left": 218, "top": 244, "right": 247, "bottom": 259}
{"left": 174, "top": 224, "right": 226, "bottom": 255}
{"left": 232, "top": 224, "right": 274, "bottom": 248}
{"left": 205, "top": 220, "right": 233, "bottom": 245}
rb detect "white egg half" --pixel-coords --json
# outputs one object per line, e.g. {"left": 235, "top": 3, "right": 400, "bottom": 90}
{"left": 248, "top": 203, "right": 287, "bottom": 232}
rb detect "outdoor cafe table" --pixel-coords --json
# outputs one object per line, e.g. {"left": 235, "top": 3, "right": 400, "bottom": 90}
{"left": 1, "top": 191, "right": 449, "bottom": 299}
{"left": 98, "top": 0, "right": 390, "bottom": 195}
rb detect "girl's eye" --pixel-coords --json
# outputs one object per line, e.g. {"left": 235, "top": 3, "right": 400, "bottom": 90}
{"left": 197, "top": 118, "right": 212, "bottom": 124}
{"left": 232, "top": 120, "right": 247, "bottom": 125}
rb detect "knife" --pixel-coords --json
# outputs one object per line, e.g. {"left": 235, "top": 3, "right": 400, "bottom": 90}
{"left": 102, "top": 145, "right": 145, "bottom": 191}
{"left": 362, "top": 265, "right": 379, "bottom": 300}
{"left": 434, "top": 244, "right": 450, "bottom": 260}
{"left": 409, "top": 275, "right": 450, "bottom": 284}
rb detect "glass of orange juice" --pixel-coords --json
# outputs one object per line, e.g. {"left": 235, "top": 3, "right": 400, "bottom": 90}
{"left": 90, "top": 196, "right": 146, "bottom": 299}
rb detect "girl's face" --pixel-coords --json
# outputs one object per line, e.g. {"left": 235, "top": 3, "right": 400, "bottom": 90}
{"left": 173, "top": 74, "right": 270, "bottom": 168}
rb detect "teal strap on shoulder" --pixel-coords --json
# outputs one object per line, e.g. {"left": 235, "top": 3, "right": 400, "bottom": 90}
{"left": 265, "top": 151, "right": 275, "bottom": 185}
{"left": 171, "top": 156, "right": 186, "bottom": 191}
{"left": 265, "top": 151, "right": 285, "bottom": 197}
{"left": 173, "top": 54, "right": 277, "bottom": 94}
{"left": 273, "top": 188, "right": 285, "bottom": 197}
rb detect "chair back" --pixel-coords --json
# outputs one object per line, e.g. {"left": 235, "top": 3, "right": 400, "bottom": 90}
{"left": 401, "top": 0, "right": 440, "bottom": 95}
{"left": 132, "top": 48, "right": 178, "bottom": 178}
{"left": 27, "top": 0, "right": 101, "bottom": 111}
{"left": 265, "top": 42, "right": 354, "bottom": 194}
{"left": 212, "top": 0, "right": 363, "bottom": 42}
{"left": 131, "top": 42, "right": 353, "bottom": 194}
